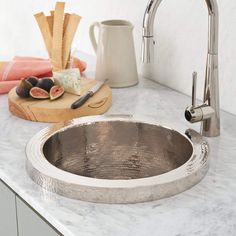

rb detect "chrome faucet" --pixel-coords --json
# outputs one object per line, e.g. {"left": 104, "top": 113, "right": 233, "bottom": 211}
{"left": 142, "top": 0, "right": 220, "bottom": 137}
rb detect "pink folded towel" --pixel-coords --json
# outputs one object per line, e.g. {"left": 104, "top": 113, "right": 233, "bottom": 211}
{"left": 0, "top": 56, "right": 87, "bottom": 94}
{"left": 0, "top": 57, "right": 52, "bottom": 82}
{"left": 0, "top": 80, "right": 21, "bottom": 94}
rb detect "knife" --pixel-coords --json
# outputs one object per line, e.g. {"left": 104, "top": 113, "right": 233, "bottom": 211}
{"left": 71, "top": 80, "right": 106, "bottom": 109}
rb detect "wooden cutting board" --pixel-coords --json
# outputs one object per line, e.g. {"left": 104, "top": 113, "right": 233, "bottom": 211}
{"left": 8, "top": 78, "right": 112, "bottom": 123}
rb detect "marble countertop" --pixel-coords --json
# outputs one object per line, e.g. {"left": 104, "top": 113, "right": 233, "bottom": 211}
{"left": 1, "top": 71, "right": 236, "bottom": 235}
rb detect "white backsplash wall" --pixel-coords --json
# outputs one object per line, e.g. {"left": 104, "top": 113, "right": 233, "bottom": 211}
{"left": 0, "top": 0, "right": 235, "bottom": 115}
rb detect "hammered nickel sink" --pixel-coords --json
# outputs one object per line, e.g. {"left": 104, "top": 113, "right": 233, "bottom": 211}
{"left": 26, "top": 115, "right": 209, "bottom": 204}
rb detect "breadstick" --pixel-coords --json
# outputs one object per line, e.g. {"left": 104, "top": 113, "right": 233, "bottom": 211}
{"left": 52, "top": 2, "right": 65, "bottom": 71}
{"left": 46, "top": 16, "right": 53, "bottom": 37}
{"left": 63, "top": 13, "right": 71, "bottom": 37}
{"left": 34, "top": 12, "right": 52, "bottom": 58}
{"left": 62, "top": 14, "right": 81, "bottom": 69}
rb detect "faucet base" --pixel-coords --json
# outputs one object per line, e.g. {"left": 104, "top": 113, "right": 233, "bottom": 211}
{"left": 201, "top": 53, "right": 220, "bottom": 137}
{"left": 201, "top": 118, "right": 220, "bottom": 137}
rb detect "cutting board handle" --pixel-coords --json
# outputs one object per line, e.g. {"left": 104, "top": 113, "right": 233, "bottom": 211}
{"left": 88, "top": 97, "right": 108, "bottom": 108}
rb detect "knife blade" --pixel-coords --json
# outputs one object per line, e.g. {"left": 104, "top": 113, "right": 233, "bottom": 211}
{"left": 71, "top": 80, "right": 106, "bottom": 109}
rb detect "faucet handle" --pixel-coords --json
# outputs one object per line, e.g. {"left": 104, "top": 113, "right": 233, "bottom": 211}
{"left": 185, "top": 71, "right": 215, "bottom": 124}
{"left": 192, "top": 72, "right": 197, "bottom": 107}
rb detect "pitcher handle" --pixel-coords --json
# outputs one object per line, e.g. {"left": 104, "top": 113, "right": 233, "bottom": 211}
{"left": 89, "top": 22, "right": 100, "bottom": 54}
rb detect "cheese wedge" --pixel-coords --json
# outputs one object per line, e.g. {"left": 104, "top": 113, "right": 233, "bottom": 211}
{"left": 53, "top": 68, "right": 80, "bottom": 95}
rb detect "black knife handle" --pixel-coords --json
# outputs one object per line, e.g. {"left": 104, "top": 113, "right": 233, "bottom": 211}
{"left": 71, "top": 92, "right": 93, "bottom": 109}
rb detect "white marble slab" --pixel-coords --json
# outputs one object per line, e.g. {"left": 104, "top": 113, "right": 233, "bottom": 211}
{"left": 0, "top": 76, "right": 236, "bottom": 236}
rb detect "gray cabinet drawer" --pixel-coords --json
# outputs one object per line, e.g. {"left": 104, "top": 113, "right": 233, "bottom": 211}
{"left": 0, "top": 181, "right": 18, "bottom": 236}
{"left": 16, "top": 196, "right": 60, "bottom": 236}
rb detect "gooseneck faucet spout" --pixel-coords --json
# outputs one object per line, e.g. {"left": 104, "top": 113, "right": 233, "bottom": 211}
{"left": 142, "top": 0, "right": 220, "bottom": 137}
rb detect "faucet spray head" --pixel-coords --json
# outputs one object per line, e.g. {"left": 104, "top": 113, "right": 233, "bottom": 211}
{"left": 141, "top": 36, "right": 155, "bottom": 63}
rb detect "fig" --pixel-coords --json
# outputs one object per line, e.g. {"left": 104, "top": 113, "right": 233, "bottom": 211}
{"left": 16, "top": 79, "right": 33, "bottom": 98}
{"left": 30, "top": 87, "right": 50, "bottom": 99}
{"left": 25, "top": 76, "right": 38, "bottom": 86}
{"left": 36, "top": 78, "right": 54, "bottom": 92}
{"left": 50, "top": 85, "right": 65, "bottom": 100}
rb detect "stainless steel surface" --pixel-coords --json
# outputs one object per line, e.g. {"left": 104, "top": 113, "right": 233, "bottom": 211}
{"left": 141, "top": 36, "right": 155, "bottom": 64}
{"left": 185, "top": 104, "right": 215, "bottom": 124}
{"left": 43, "top": 121, "right": 192, "bottom": 180}
{"left": 89, "top": 80, "right": 105, "bottom": 94}
{"left": 192, "top": 72, "right": 197, "bottom": 108}
{"left": 185, "top": 72, "right": 215, "bottom": 123}
{"left": 71, "top": 80, "right": 107, "bottom": 109}
{"left": 26, "top": 115, "right": 209, "bottom": 204}
{"left": 142, "top": 0, "right": 220, "bottom": 137}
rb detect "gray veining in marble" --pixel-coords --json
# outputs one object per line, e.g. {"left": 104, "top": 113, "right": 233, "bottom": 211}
{"left": 1, "top": 71, "right": 236, "bottom": 235}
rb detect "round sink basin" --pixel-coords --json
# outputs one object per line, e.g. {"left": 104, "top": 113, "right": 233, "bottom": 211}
{"left": 44, "top": 120, "right": 193, "bottom": 179}
{"left": 26, "top": 115, "right": 209, "bottom": 204}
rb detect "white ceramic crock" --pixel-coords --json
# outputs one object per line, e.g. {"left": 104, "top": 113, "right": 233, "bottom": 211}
{"left": 89, "top": 20, "right": 139, "bottom": 88}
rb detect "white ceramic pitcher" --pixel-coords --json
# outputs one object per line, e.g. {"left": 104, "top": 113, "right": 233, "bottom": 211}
{"left": 89, "top": 20, "right": 139, "bottom": 88}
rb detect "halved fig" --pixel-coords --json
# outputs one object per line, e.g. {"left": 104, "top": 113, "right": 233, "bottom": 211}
{"left": 50, "top": 85, "right": 65, "bottom": 101}
{"left": 30, "top": 87, "right": 50, "bottom": 99}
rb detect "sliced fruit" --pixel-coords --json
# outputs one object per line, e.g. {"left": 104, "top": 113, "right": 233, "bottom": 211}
{"left": 25, "top": 76, "right": 38, "bottom": 86}
{"left": 30, "top": 87, "right": 50, "bottom": 99}
{"left": 36, "top": 78, "right": 54, "bottom": 92}
{"left": 50, "top": 85, "right": 65, "bottom": 100}
{"left": 16, "top": 79, "right": 33, "bottom": 98}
